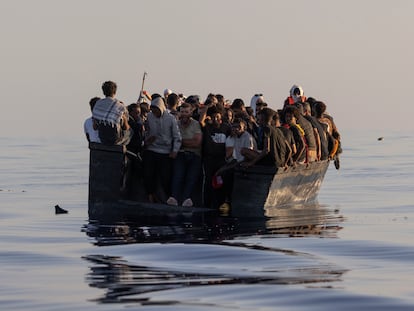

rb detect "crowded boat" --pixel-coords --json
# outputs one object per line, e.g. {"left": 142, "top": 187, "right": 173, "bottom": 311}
{"left": 85, "top": 81, "right": 342, "bottom": 211}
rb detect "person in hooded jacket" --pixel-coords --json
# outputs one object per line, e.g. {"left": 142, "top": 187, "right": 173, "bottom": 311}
{"left": 284, "top": 85, "right": 307, "bottom": 108}
{"left": 143, "top": 97, "right": 182, "bottom": 203}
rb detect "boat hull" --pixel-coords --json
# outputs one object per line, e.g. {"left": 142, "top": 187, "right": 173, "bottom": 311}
{"left": 88, "top": 143, "right": 330, "bottom": 220}
{"left": 231, "top": 161, "right": 329, "bottom": 218}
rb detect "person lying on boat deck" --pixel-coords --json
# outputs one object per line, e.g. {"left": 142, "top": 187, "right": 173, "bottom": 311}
{"left": 302, "top": 101, "right": 329, "bottom": 161}
{"left": 167, "top": 103, "right": 202, "bottom": 207}
{"left": 313, "top": 101, "right": 341, "bottom": 169}
{"left": 283, "top": 107, "right": 306, "bottom": 164}
{"left": 84, "top": 97, "right": 101, "bottom": 143}
{"left": 143, "top": 97, "right": 182, "bottom": 203}
{"left": 199, "top": 101, "right": 231, "bottom": 209}
{"left": 273, "top": 111, "right": 295, "bottom": 166}
{"left": 92, "top": 81, "right": 131, "bottom": 145}
{"left": 241, "top": 108, "right": 291, "bottom": 168}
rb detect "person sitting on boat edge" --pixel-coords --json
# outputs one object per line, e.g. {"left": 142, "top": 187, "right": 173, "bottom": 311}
{"left": 225, "top": 118, "right": 257, "bottom": 164}
{"left": 273, "top": 111, "right": 295, "bottom": 166}
{"left": 92, "top": 81, "right": 132, "bottom": 145}
{"left": 241, "top": 108, "right": 291, "bottom": 168}
{"left": 143, "top": 96, "right": 182, "bottom": 203}
{"left": 313, "top": 101, "right": 341, "bottom": 169}
{"left": 290, "top": 104, "right": 317, "bottom": 162}
{"left": 302, "top": 101, "right": 329, "bottom": 161}
{"left": 84, "top": 97, "right": 101, "bottom": 143}
{"left": 167, "top": 102, "right": 203, "bottom": 207}
{"left": 214, "top": 118, "right": 256, "bottom": 204}
{"left": 283, "top": 106, "right": 307, "bottom": 164}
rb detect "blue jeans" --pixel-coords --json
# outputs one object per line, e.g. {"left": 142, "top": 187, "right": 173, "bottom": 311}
{"left": 171, "top": 151, "right": 201, "bottom": 203}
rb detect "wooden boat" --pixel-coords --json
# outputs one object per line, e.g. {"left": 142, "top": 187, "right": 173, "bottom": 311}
{"left": 231, "top": 161, "right": 329, "bottom": 218}
{"left": 88, "top": 143, "right": 330, "bottom": 221}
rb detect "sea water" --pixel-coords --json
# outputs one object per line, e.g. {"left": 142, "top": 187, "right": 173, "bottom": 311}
{"left": 1, "top": 129, "right": 414, "bottom": 310}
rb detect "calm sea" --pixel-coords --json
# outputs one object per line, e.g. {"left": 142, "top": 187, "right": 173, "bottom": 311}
{"left": 1, "top": 129, "right": 414, "bottom": 310}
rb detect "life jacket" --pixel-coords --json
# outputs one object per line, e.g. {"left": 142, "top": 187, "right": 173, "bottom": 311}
{"left": 286, "top": 96, "right": 307, "bottom": 105}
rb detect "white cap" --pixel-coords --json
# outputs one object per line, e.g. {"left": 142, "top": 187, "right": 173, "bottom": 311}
{"left": 164, "top": 88, "right": 172, "bottom": 96}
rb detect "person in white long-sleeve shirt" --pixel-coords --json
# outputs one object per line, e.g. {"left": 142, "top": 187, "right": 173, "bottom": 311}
{"left": 84, "top": 97, "right": 101, "bottom": 143}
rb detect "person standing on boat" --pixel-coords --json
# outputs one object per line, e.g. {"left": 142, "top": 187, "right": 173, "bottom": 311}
{"left": 284, "top": 85, "right": 306, "bottom": 107}
{"left": 167, "top": 102, "right": 203, "bottom": 207}
{"left": 92, "top": 81, "right": 131, "bottom": 145}
{"left": 143, "top": 97, "right": 182, "bottom": 203}
{"left": 249, "top": 93, "right": 265, "bottom": 116}
{"left": 127, "top": 103, "right": 144, "bottom": 156}
{"left": 166, "top": 92, "right": 180, "bottom": 119}
{"left": 199, "top": 102, "right": 231, "bottom": 209}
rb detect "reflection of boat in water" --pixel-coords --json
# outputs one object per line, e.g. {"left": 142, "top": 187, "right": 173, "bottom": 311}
{"left": 83, "top": 247, "right": 347, "bottom": 305}
{"left": 238, "top": 203, "right": 344, "bottom": 238}
{"left": 83, "top": 208, "right": 346, "bottom": 305}
{"left": 88, "top": 143, "right": 331, "bottom": 221}
{"left": 83, "top": 202, "right": 343, "bottom": 246}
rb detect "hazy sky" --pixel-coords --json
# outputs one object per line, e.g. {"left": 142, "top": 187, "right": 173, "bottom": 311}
{"left": 1, "top": 0, "right": 413, "bottom": 138}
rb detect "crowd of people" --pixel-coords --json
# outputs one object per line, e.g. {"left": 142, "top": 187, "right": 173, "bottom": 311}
{"left": 84, "top": 81, "right": 341, "bottom": 209}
